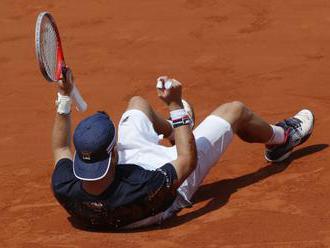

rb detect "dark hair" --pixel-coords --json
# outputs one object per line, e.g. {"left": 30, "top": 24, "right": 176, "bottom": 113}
{"left": 97, "top": 111, "right": 109, "bottom": 117}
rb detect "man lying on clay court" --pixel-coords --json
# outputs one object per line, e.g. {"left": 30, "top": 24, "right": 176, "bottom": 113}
{"left": 51, "top": 68, "right": 314, "bottom": 230}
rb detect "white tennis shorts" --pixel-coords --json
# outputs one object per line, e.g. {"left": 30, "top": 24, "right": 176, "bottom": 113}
{"left": 117, "top": 109, "right": 233, "bottom": 229}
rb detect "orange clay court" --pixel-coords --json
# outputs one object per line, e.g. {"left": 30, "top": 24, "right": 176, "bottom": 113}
{"left": 1, "top": 0, "right": 330, "bottom": 247}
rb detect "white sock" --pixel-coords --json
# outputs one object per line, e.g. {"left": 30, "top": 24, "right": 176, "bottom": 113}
{"left": 267, "top": 125, "right": 286, "bottom": 145}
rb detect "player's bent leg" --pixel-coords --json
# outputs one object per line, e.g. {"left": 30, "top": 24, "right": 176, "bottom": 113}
{"left": 211, "top": 101, "right": 273, "bottom": 143}
{"left": 211, "top": 101, "right": 315, "bottom": 162}
{"left": 127, "top": 96, "right": 172, "bottom": 137}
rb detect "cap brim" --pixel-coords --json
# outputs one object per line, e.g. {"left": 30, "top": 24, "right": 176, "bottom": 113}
{"left": 73, "top": 152, "right": 112, "bottom": 181}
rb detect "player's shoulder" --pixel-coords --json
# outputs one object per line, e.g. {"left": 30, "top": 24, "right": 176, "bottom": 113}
{"left": 52, "top": 158, "right": 75, "bottom": 186}
{"left": 55, "top": 157, "right": 73, "bottom": 166}
{"left": 54, "top": 158, "right": 73, "bottom": 173}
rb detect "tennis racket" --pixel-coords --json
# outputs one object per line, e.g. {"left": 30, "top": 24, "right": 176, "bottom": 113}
{"left": 35, "top": 11, "right": 87, "bottom": 112}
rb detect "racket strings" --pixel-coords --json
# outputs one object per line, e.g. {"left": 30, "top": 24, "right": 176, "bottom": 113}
{"left": 40, "top": 17, "right": 58, "bottom": 80}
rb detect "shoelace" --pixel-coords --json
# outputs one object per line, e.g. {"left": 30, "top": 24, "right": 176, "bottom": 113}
{"left": 284, "top": 117, "right": 302, "bottom": 129}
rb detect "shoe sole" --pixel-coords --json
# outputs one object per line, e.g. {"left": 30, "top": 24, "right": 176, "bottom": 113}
{"left": 265, "top": 150, "right": 292, "bottom": 162}
{"left": 265, "top": 110, "right": 315, "bottom": 163}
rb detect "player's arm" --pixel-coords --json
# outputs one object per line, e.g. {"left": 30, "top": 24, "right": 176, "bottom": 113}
{"left": 157, "top": 79, "right": 197, "bottom": 185}
{"left": 52, "top": 68, "right": 74, "bottom": 164}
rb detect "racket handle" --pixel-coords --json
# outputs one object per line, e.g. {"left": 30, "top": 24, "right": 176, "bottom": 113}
{"left": 71, "top": 84, "right": 87, "bottom": 112}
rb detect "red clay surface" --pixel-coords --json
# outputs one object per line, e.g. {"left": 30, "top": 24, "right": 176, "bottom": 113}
{"left": 1, "top": 0, "right": 330, "bottom": 247}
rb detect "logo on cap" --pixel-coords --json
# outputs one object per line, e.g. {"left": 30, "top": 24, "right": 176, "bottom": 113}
{"left": 81, "top": 151, "right": 92, "bottom": 160}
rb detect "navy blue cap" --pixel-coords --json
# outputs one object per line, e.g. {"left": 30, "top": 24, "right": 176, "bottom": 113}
{"left": 73, "top": 112, "right": 116, "bottom": 181}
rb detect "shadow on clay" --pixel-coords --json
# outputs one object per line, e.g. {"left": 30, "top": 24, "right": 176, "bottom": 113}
{"left": 125, "top": 143, "right": 328, "bottom": 232}
{"left": 160, "top": 143, "right": 329, "bottom": 229}
{"left": 69, "top": 143, "right": 328, "bottom": 232}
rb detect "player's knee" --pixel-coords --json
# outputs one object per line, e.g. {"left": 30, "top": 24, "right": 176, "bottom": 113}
{"left": 127, "top": 96, "right": 154, "bottom": 120}
{"left": 128, "top": 96, "right": 146, "bottom": 106}
{"left": 128, "top": 96, "right": 149, "bottom": 110}
{"left": 212, "top": 101, "right": 250, "bottom": 131}
{"left": 229, "top": 101, "right": 252, "bottom": 125}
{"left": 212, "top": 101, "right": 245, "bottom": 118}
{"left": 228, "top": 101, "right": 245, "bottom": 115}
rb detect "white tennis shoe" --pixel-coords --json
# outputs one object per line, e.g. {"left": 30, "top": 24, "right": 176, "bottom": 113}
{"left": 265, "top": 109, "right": 314, "bottom": 162}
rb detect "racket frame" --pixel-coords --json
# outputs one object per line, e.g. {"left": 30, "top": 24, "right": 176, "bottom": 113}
{"left": 35, "top": 11, "right": 87, "bottom": 112}
{"left": 35, "top": 12, "right": 66, "bottom": 82}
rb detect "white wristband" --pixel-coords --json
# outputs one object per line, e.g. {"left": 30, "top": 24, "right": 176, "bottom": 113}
{"left": 55, "top": 92, "right": 72, "bottom": 115}
{"left": 170, "top": 109, "right": 186, "bottom": 120}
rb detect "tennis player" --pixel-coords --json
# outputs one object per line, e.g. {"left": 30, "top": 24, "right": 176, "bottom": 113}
{"left": 51, "top": 68, "right": 314, "bottom": 230}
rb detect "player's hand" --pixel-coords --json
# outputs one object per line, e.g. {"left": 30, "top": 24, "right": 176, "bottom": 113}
{"left": 156, "top": 76, "right": 183, "bottom": 109}
{"left": 58, "top": 66, "right": 74, "bottom": 96}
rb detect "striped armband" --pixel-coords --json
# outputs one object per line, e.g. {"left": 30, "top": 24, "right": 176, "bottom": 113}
{"left": 170, "top": 109, "right": 192, "bottom": 128}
